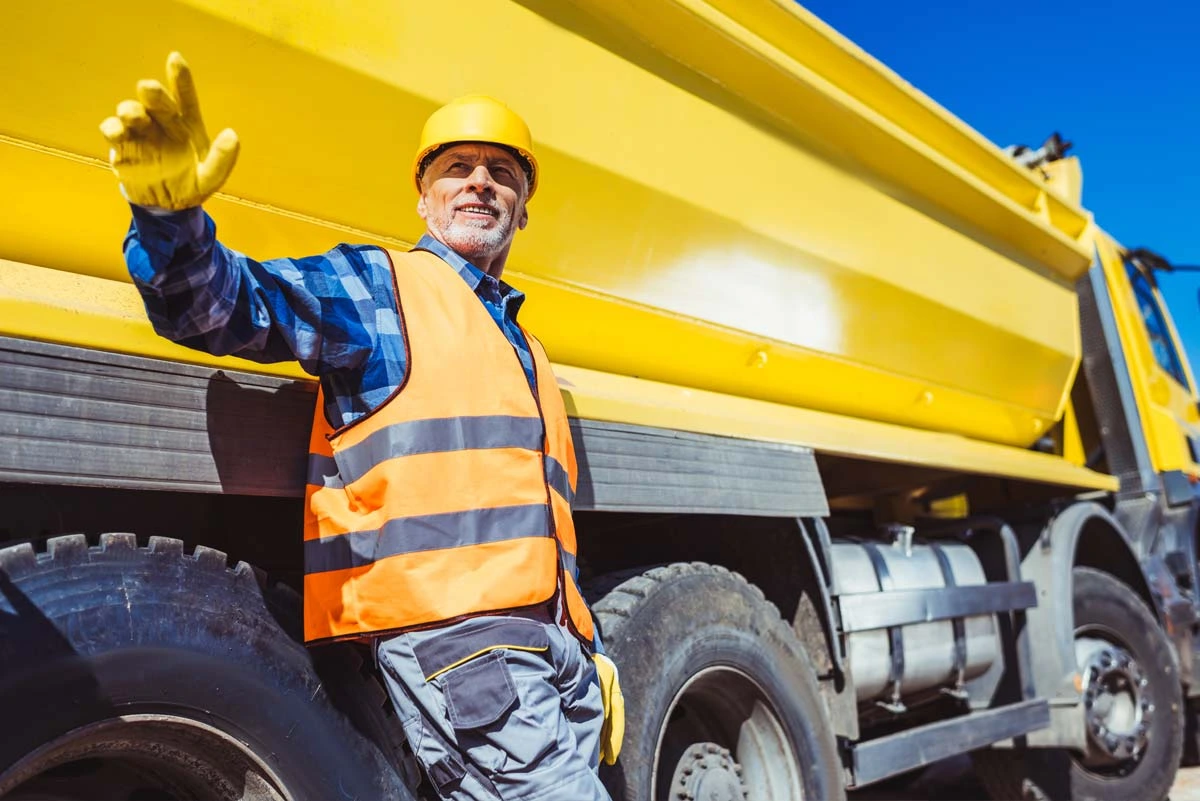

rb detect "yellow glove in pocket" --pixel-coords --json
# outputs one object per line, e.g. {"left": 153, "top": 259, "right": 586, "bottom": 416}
{"left": 99, "top": 52, "right": 239, "bottom": 210}
{"left": 593, "top": 653, "right": 625, "bottom": 766}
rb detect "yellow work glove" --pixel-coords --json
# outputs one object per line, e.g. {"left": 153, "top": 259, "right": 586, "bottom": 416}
{"left": 593, "top": 653, "right": 625, "bottom": 766}
{"left": 99, "top": 52, "right": 239, "bottom": 210}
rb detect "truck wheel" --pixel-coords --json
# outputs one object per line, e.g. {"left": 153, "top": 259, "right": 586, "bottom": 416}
{"left": 0, "top": 533, "right": 415, "bottom": 801}
{"left": 588, "top": 562, "right": 844, "bottom": 801}
{"left": 974, "top": 567, "right": 1183, "bottom": 801}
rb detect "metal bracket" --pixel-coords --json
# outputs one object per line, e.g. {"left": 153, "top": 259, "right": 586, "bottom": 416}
{"left": 860, "top": 540, "right": 907, "bottom": 714}
{"left": 929, "top": 542, "right": 968, "bottom": 698}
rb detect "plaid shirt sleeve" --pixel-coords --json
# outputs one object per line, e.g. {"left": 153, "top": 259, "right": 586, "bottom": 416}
{"left": 123, "top": 205, "right": 398, "bottom": 380}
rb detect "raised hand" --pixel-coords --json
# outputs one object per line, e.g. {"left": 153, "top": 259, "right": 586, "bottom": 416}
{"left": 100, "top": 52, "right": 239, "bottom": 210}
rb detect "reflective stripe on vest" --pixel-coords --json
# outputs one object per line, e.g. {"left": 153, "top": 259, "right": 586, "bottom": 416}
{"left": 527, "top": 331, "right": 594, "bottom": 644}
{"left": 302, "top": 248, "right": 593, "bottom": 645}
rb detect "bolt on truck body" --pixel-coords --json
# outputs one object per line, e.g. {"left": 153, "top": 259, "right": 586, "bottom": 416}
{"left": 1, "top": 1, "right": 1199, "bottom": 799}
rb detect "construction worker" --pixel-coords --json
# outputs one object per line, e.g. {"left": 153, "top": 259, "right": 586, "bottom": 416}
{"left": 100, "top": 52, "right": 623, "bottom": 801}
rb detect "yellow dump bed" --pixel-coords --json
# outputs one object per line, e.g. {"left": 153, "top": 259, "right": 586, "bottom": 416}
{"left": 0, "top": 0, "right": 1110, "bottom": 488}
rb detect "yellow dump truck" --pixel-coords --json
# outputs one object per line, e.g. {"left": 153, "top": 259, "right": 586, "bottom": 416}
{"left": 3, "top": 1, "right": 1199, "bottom": 799}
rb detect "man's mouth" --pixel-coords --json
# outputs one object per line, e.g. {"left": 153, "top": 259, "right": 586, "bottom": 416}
{"left": 455, "top": 203, "right": 499, "bottom": 219}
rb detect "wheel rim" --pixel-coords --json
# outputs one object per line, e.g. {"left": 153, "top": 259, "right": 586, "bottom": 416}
{"left": 653, "top": 666, "right": 804, "bottom": 801}
{"left": 0, "top": 714, "right": 292, "bottom": 800}
{"left": 1076, "top": 629, "right": 1154, "bottom": 773}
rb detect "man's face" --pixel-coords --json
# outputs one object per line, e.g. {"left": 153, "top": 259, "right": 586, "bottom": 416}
{"left": 417, "top": 143, "right": 529, "bottom": 266}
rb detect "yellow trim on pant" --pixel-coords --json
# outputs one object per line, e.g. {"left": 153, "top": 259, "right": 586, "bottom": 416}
{"left": 424, "top": 645, "right": 550, "bottom": 682}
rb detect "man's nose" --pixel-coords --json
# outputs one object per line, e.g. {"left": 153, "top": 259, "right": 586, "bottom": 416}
{"left": 465, "top": 165, "right": 494, "bottom": 193}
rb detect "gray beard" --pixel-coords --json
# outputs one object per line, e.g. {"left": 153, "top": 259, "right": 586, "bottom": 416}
{"left": 435, "top": 213, "right": 513, "bottom": 263}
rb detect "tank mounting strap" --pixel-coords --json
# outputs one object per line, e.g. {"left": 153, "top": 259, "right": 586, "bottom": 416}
{"left": 860, "top": 541, "right": 905, "bottom": 712}
{"left": 929, "top": 543, "right": 968, "bottom": 692}
{"left": 838, "top": 581, "right": 1037, "bottom": 633}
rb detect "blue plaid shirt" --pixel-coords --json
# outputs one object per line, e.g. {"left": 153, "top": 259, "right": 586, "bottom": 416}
{"left": 124, "top": 205, "right": 535, "bottom": 429}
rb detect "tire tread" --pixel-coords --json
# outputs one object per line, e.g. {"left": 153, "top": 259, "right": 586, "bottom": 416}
{"left": 0, "top": 542, "right": 36, "bottom": 577}
{"left": 0, "top": 532, "right": 415, "bottom": 799}
{"left": 591, "top": 561, "right": 791, "bottom": 643}
{"left": 45, "top": 533, "right": 88, "bottom": 564}
{"left": 97, "top": 532, "right": 137, "bottom": 555}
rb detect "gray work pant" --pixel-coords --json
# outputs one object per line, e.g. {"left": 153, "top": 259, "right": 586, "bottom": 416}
{"left": 377, "top": 610, "right": 611, "bottom": 801}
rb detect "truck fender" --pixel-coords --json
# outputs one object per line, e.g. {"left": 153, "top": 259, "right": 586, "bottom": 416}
{"left": 797, "top": 518, "right": 845, "bottom": 672}
{"left": 796, "top": 518, "right": 857, "bottom": 739}
{"left": 1017, "top": 501, "right": 1154, "bottom": 748}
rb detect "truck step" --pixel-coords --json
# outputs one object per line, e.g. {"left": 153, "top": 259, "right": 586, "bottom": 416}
{"left": 848, "top": 698, "right": 1050, "bottom": 788}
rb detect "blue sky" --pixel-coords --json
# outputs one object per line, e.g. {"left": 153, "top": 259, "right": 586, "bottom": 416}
{"left": 800, "top": 1, "right": 1200, "bottom": 370}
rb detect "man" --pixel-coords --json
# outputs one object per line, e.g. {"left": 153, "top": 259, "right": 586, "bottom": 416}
{"left": 100, "top": 52, "right": 622, "bottom": 801}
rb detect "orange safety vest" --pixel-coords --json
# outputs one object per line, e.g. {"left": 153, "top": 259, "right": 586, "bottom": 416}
{"left": 302, "top": 248, "right": 595, "bottom": 647}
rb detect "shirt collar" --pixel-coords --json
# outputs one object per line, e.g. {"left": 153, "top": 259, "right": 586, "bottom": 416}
{"left": 414, "top": 233, "right": 526, "bottom": 318}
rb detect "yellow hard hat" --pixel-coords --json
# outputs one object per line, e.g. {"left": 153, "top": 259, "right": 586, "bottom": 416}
{"left": 412, "top": 95, "right": 538, "bottom": 197}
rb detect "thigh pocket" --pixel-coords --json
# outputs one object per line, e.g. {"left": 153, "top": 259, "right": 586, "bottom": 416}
{"left": 447, "top": 649, "right": 568, "bottom": 779}
{"left": 441, "top": 651, "right": 518, "bottom": 729}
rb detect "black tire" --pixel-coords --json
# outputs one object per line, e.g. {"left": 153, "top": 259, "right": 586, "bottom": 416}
{"left": 974, "top": 567, "right": 1183, "bottom": 801}
{"left": 0, "top": 533, "right": 415, "bottom": 801}
{"left": 588, "top": 562, "right": 844, "bottom": 801}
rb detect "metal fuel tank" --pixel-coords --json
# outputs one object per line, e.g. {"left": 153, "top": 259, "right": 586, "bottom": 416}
{"left": 831, "top": 539, "right": 1000, "bottom": 704}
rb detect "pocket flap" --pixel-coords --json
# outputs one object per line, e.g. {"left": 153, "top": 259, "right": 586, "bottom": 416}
{"left": 442, "top": 651, "right": 518, "bottom": 730}
{"left": 414, "top": 617, "right": 550, "bottom": 680}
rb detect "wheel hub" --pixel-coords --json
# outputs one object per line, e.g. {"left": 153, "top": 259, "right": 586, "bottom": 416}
{"left": 654, "top": 666, "right": 805, "bottom": 800}
{"left": 669, "top": 743, "right": 748, "bottom": 801}
{"left": 1079, "top": 642, "right": 1152, "bottom": 764}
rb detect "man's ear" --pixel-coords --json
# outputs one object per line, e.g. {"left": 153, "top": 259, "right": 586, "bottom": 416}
{"left": 416, "top": 191, "right": 428, "bottom": 222}
{"left": 518, "top": 205, "right": 529, "bottom": 230}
